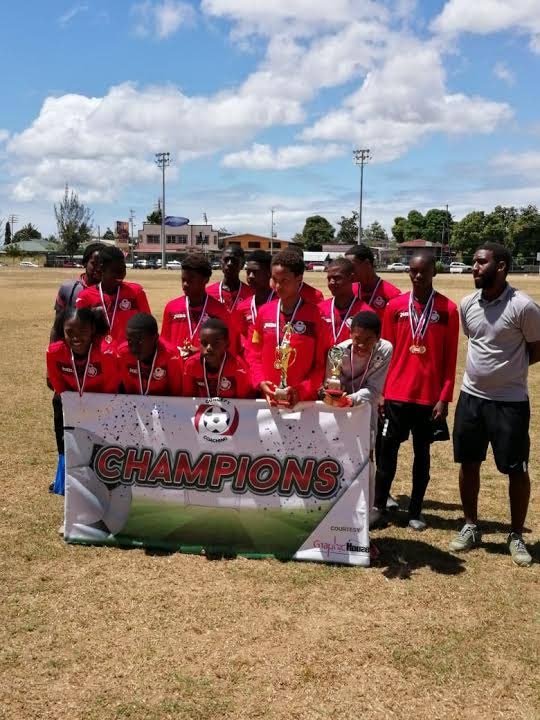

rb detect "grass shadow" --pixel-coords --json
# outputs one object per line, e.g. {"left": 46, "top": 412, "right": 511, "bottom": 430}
{"left": 482, "top": 540, "right": 539, "bottom": 561}
{"left": 374, "top": 537, "right": 466, "bottom": 579}
{"left": 421, "top": 498, "right": 463, "bottom": 511}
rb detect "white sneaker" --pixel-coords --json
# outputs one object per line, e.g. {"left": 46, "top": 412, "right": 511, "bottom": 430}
{"left": 408, "top": 515, "right": 427, "bottom": 531}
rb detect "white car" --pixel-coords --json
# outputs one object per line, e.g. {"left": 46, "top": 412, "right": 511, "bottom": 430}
{"left": 386, "top": 262, "right": 409, "bottom": 272}
{"left": 19, "top": 260, "right": 39, "bottom": 268}
{"left": 449, "top": 261, "right": 472, "bottom": 274}
{"left": 166, "top": 260, "right": 182, "bottom": 270}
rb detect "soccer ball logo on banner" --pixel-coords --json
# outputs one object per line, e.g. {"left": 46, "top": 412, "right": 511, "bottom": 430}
{"left": 194, "top": 400, "right": 240, "bottom": 438}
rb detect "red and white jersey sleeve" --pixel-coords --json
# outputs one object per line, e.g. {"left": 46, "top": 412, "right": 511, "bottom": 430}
{"left": 318, "top": 296, "right": 375, "bottom": 347}
{"left": 76, "top": 281, "right": 151, "bottom": 344}
{"left": 118, "top": 338, "right": 183, "bottom": 396}
{"left": 250, "top": 299, "right": 326, "bottom": 401}
{"left": 183, "top": 352, "right": 253, "bottom": 398}
{"left": 381, "top": 291, "right": 459, "bottom": 406}
{"left": 46, "top": 338, "right": 120, "bottom": 395}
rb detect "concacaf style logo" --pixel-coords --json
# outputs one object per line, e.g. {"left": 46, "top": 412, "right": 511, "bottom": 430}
{"left": 193, "top": 399, "right": 239, "bottom": 442}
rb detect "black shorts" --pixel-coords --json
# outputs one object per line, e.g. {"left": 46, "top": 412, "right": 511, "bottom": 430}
{"left": 453, "top": 391, "right": 530, "bottom": 473}
{"left": 380, "top": 401, "right": 434, "bottom": 445}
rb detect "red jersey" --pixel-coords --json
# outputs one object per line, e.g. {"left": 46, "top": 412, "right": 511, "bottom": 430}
{"left": 353, "top": 278, "right": 401, "bottom": 320}
{"left": 46, "top": 338, "right": 119, "bottom": 395}
{"left": 299, "top": 282, "right": 325, "bottom": 305}
{"left": 250, "top": 299, "right": 326, "bottom": 401}
{"left": 235, "top": 291, "right": 276, "bottom": 359}
{"left": 318, "top": 296, "right": 374, "bottom": 346}
{"left": 382, "top": 291, "right": 459, "bottom": 406}
{"left": 160, "top": 294, "right": 240, "bottom": 354}
{"left": 118, "top": 338, "right": 183, "bottom": 396}
{"left": 76, "top": 281, "right": 151, "bottom": 344}
{"left": 206, "top": 281, "right": 253, "bottom": 313}
{"left": 183, "top": 351, "right": 253, "bottom": 399}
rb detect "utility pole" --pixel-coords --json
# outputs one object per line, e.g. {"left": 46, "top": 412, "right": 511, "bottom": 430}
{"left": 353, "top": 149, "right": 371, "bottom": 243}
{"left": 155, "top": 152, "right": 171, "bottom": 269}
{"left": 129, "top": 208, "right": 136, "bottom": 264}
{"left": 270, "top": 207, "right": 276, "bottom": 254}
{"left": 8, "top": 214, "right": 19, "bottom": 240}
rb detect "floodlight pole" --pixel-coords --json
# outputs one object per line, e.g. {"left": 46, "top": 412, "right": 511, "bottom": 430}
{"left": 353, "top": 149, "right": 371, "bottom": 243}
{"left": 270, "top": 207, "right": 276, "bottom": 254}
{"left": 155, "top": 152, "right": 171, "bottom": 268}
{"left": 129, "top": 208, "right": 136, "bottom": 263}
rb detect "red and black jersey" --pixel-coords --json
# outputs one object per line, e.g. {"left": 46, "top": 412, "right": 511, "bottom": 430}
{"left": 76, "top": 281, "right": 151, "bottom": 344}
{"left": 299, "top": 282, "right": 324, "bottom": 305}
{"left": 318, "top": 296, "right": 375, "bottom": 346}
{"left": 250, "top": 299, "right": 326, "bottom": 401}
{"left": 353, "top": 278, "right": 401, "bottom": 320}
{"left": 382, "top": 291, "right": 459, "bottom": 406}
{"left": 46, "top": 338, "right": 120, "bottom": 395}
{"left": 118, "top": 338, "right": 183, "bottom": 396}
{"left": 183, "top": 352, "right": 253, "bottom": 399}
{"left": 160, "top": 294, "right": 240, "bottom": 355}
{"left": 206, "top": 281, "right": 253, "bottom": 313}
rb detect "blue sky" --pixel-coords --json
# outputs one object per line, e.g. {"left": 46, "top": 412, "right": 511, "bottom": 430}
{"left": 1, "top": 0, "right": 539, "bottom": 240}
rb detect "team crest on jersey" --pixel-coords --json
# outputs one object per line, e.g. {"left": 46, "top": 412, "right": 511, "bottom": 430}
{"left": 220, "top": 376, "right": 232, "bottom": 390}
{"left": 153, "top": 367, "right": 166, "bottom": 380}
{"left": 119, "top": 298, "right": 132, "bottom": 311}
{"left": 293, "top": 321, "right": 306, "bottom": 334}
{"left": 430, "top": 310, "right": 440, "bottom": 323}
{"left": 373, "top": 295, "right": 385, "bottom": 309}
{"left": 87, "top": 364, "right": 98, "bottom": 377}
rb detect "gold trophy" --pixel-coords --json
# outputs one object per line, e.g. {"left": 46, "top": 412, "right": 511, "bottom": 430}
{"left": 324, "top": 346, "right": 345, "bottom": 398}
{"left": 273, "top": 323, "right": 297, "bottom": 404}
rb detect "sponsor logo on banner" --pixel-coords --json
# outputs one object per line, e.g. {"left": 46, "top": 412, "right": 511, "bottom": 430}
{"left": 313, "top": 535, "right": 369, "bottom": 556}
{"left": 193, "top": 399, "right": 240, "bottom": 442}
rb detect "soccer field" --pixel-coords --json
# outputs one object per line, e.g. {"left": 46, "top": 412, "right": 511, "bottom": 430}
{"left": 1, "top": 267, "right": 539, "bottom": 720}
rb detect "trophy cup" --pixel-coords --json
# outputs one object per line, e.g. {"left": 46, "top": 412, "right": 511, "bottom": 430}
{"left": 273, "top": 323, "right": 297, "bottom": 405}
{"left": 324, "top": 346, "right": 345, "bottom": 398}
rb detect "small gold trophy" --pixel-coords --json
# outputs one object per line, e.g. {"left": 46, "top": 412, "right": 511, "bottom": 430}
{"left": 273, "top": 323, "right": 297, "bottom": 404}
{"left": 324, "top": 346, "right": 345, "bottom": 398}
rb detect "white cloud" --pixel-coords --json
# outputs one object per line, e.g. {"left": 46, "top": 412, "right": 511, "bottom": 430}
{"left": 131, "top": 0, "right": 195, "bottom": 39}
{"left": 301, "top": 39, "right": 512, "bottom": 161}
{"left": 493, "top": 61, "right": 515, "bottom": 84}
{"left": 58, "top": 3, "right": 88, "bottom": 27}
{"left": 432, "top": 1, "right": 540, "bottom": 53}
{"left": 222, "top": 143, "right": 345, "bottom": 170}
{"left": 0, "top": 129, "right": 9, "bottom": 143}
{"left": 491, "top": 150, "right": 540, "bottom": 178}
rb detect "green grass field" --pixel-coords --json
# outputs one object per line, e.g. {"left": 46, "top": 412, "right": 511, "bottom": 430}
{"left": 1, "top": 267, "right": 539, "bottom": 720}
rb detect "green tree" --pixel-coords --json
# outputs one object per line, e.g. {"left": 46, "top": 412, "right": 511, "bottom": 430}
{"left": 299, "top": 215, "right": 335, "bottom": 251}
{"left": 147, "top": 209, "right": 162, "bottom": 224}
{"left": 450, "top": 211, "right": 486, "bottom": 260}
{"left": 13, "top": 222, "right": 42, "bottom": 243}
{"left": 363, "top": 221, "right": 389, "bottom": 246}
{"left": 510, "top": 205, "right": 540, "bottom": 258}
{"left": 4, "top": 221, "right": 11, "bottom": 245}
{"left": 423, "top": 209, "right": 453, "bottom": 245}
{"left": 103, "top": 227, "right": 115, "bottom": 241}
{"left": 336, "top": 211, "right": 359, "bottom": 245}
{"left": 391, "top": 216, "right": 407, "bottom": 244}
{"left": 404, "top": 210, "right": 425, "bottom": 242}
{"left": 54, "top": 185, "right": 94, "bottom": 256}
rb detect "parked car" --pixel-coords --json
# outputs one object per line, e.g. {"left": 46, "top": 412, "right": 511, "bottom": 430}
{"left": 166, "top": 260, "right": 182, "bottom": 270}
{"left": 19, "top": 261, "right": 39, "bottom": 268}
{"left": 449, "top": 261, "right": 473, "bottom": 274}
{"left": 386, "top": 262, "right": 409, "bottom": 272}
{"left": 134, "top": 258, "right": 158, "bottom": 269}
{"left": 211, "top": 261, "right": 221, "bottom": 270}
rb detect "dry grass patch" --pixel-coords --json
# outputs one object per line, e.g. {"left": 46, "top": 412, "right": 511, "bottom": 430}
{"left": 0, "top": 268, "right": 538, "bottom": 720}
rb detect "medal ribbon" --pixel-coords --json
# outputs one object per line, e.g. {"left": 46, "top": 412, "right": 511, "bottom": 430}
{"left": 219, "top": 281, "right": 242, "bottom": 312}
{"left": 186, "top": 295, "right": 209, "bottom": 343}
{"left": 276, "top": 297, "right": 302, "bottom": 346}
{"left": 98, "top": 284, "right": 120, "bottom": 334}
{"left": 250, "top": 290, "right": 275, "bottom": 323}
{"left": 137, "top": 350, "right": 158, "bottom": 396}
{"left": 357, "top": 277, "right": 382, "bottom": 307}
{"left": 350, "top": 345, "right": 375, "bottom": 394}
{"left": 203, "top": 352, "right": 228, "bottom": 398}
{"left": 70, "top": 344, "right": 93, "bottom": 397}
{"left": 331, "top": 296, "right": 356, "bottom": 343}
{"left": 408, "top": 290, "right": 435, "bottom": 345}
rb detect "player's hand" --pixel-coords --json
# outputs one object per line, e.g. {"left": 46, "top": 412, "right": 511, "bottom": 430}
{"left": 378, "top": 398, "right": 386, "bottom": 420}
{"left": 260, "top": 381, "right": 277, "bottom": 405}
{"left": 432, "top": 401, "right": 448, "bottom": 421}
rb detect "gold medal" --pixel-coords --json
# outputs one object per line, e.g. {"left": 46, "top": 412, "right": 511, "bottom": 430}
{"left": 409, "top": 344, "right": 426, "bottom": 355}
{"left": 105, "top": 334, "right": 113, "bottom": 344}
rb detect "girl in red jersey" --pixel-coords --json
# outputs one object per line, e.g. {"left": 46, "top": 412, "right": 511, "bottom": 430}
{"left": 183, "top": 318, "right": 252, "bottom": 398}
{"left": 47, "top": 307, "right": 120, "bottom": 494}
{"left": 76, "top": 246, "right": 151, "bottom": 344}
{"left": 118, "top": 313, "right": 183, "bottom": 396}
{"left": 250, "top": 249, "right": 326, "bottom": 408}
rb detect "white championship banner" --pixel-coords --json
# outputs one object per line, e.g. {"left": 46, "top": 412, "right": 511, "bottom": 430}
{"left": 63, "top": 392, "right": 371, "bottom": 566}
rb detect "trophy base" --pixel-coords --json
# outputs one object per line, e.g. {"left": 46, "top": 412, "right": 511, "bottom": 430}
{"left": 324, "top": 389, "right": 345, "bottom": 398}
{"left": 273, "top": 387, "right": 291, "bottom": 406}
